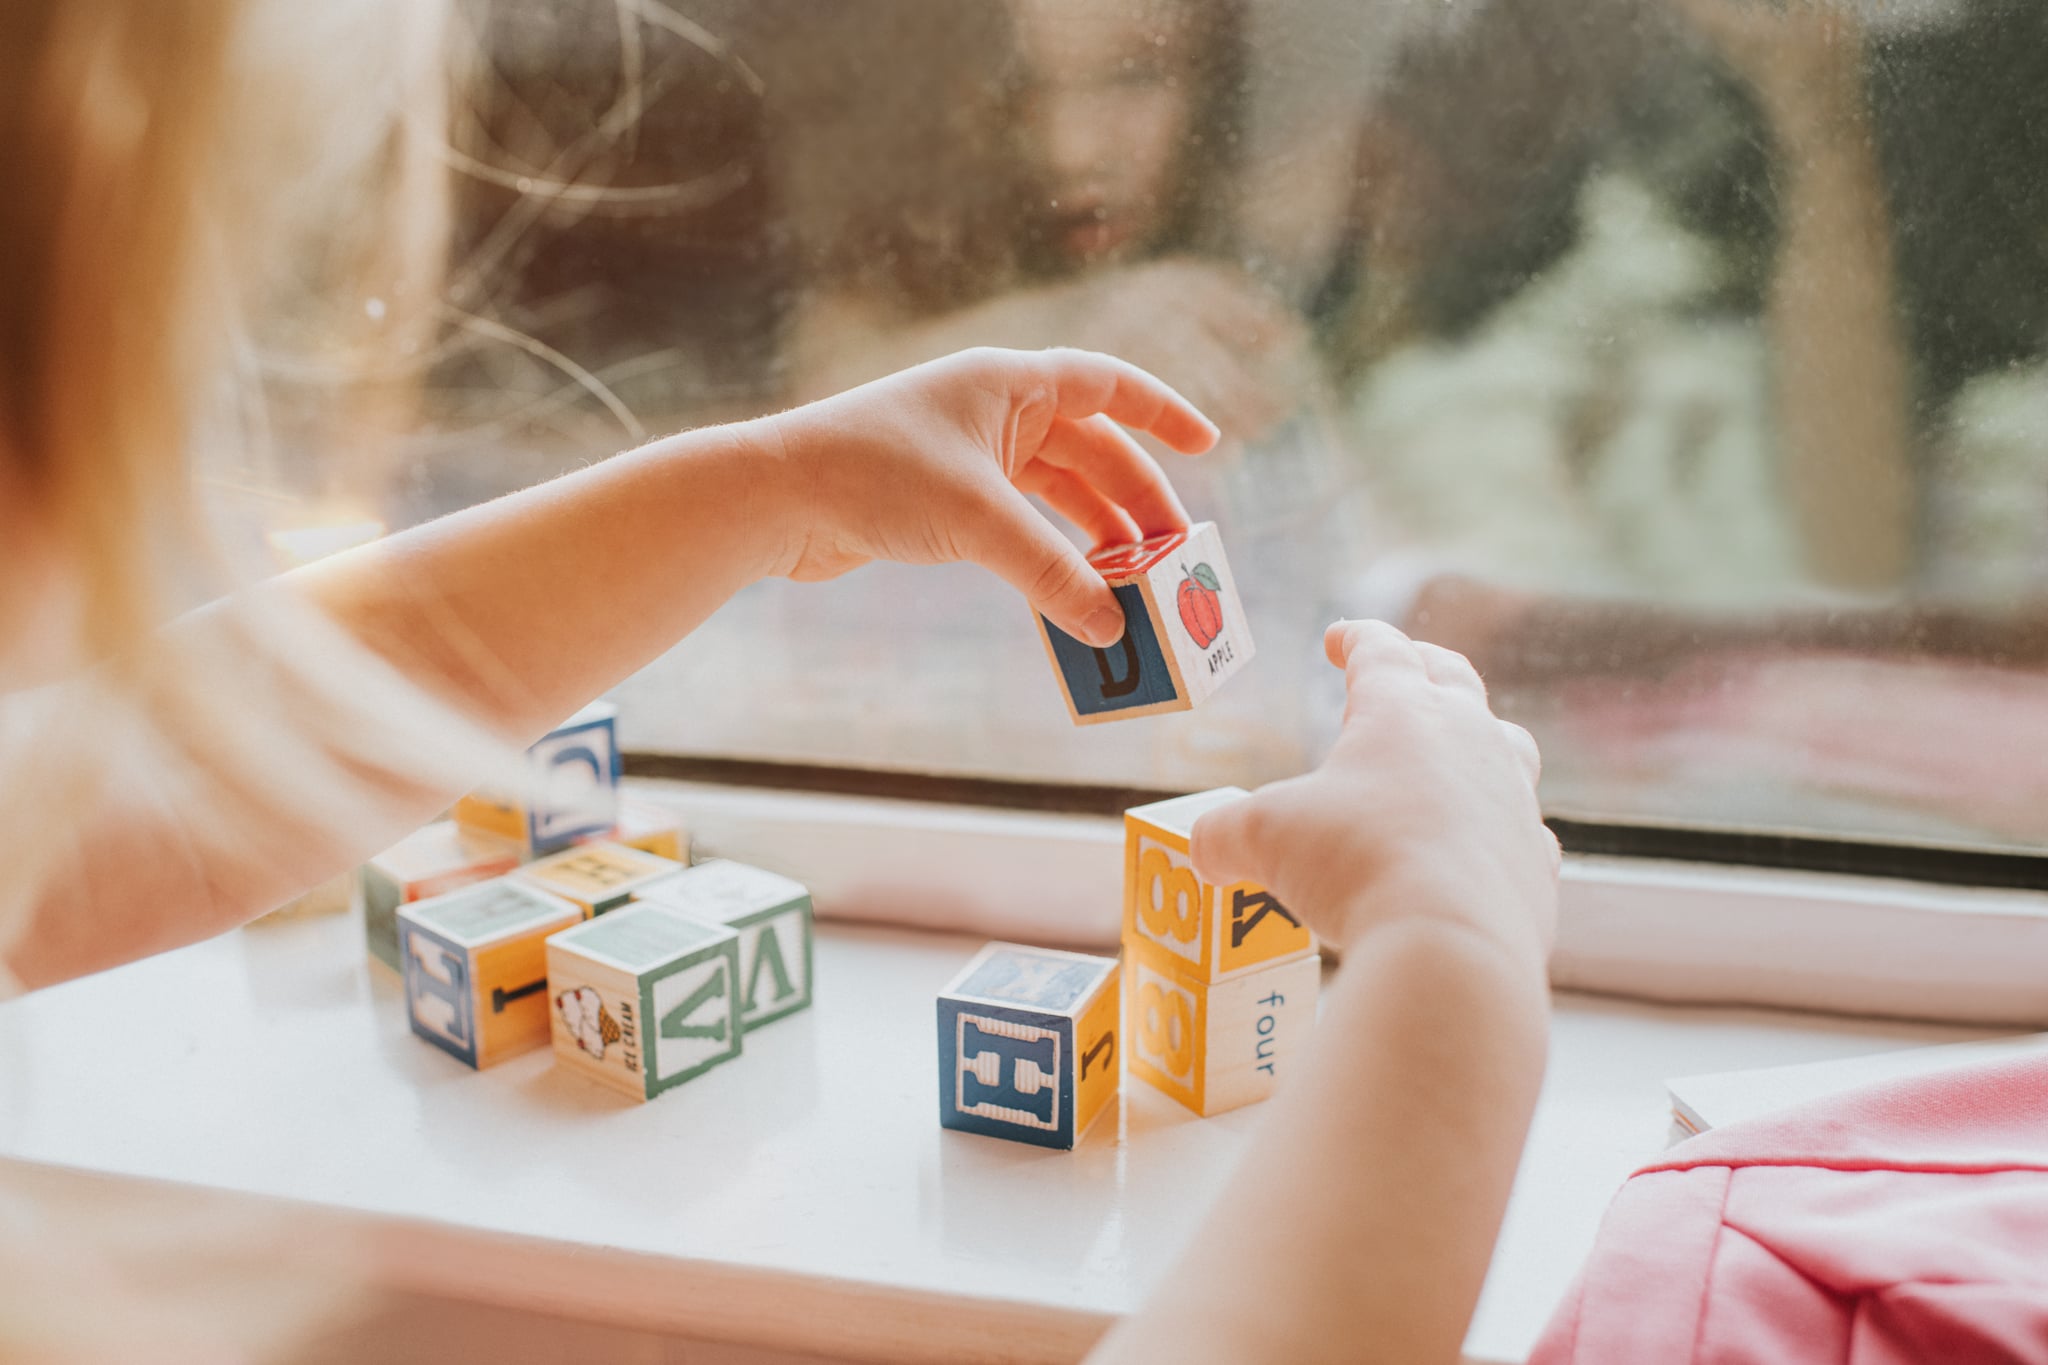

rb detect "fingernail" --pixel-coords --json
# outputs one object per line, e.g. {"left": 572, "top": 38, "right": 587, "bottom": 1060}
{"left": 1084, "top": 607, "right": 1126, "bottom": 648}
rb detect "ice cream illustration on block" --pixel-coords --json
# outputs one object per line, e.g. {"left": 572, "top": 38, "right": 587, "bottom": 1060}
{"left": 556, "top": 985, "right": 620, "bottom": 1060}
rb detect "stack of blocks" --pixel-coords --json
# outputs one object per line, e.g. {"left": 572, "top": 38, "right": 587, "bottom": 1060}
{"left": 373, "top": 698, "right": 812, "bottom": 1086}
{"left": 364, "top": 702, "right": 689, "bottom": 973}
{"left": 936, "top": 942, "right": 1121, "bottom": 1150}
{"left": 1122, "top": 789, "right": 1320, "bottom": 1117}
{"left": 1037, "top": 522, "right": 1253, "bottom": 725}
{"left": 547, "top": 859, "right": 815, "bottom": 1099}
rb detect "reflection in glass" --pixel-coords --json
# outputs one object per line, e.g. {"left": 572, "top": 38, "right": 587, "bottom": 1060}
{"left": 251, "top": 0, "right": 2048, "bottom": 851}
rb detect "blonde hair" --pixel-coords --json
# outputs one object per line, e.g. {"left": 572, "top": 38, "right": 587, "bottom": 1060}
{"left": 0, "top": 2, "right": 516, "bottom": 1356}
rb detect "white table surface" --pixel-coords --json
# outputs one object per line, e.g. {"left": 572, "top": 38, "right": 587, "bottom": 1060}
{"left": 0, "top": 911, "right": 2004, "bottom": 1363}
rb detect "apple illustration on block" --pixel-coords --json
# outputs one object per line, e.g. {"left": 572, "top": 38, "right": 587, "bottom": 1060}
{"left": 1034, "top": 521, "right": 1253, "bottom": 725}
{"left": 1178, "top": 563, "right": 1224, "bottom": 649}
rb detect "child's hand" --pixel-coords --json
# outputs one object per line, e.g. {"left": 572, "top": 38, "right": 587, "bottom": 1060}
{"left": 761, "top": 347, "right": 1219, "bottom": 648}
{"left": 1191, "top": 620, "right": 1559, "bottom": 967}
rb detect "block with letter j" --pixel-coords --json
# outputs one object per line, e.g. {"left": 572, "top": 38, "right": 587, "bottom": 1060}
{"left": 397, "top": 878, "right": 583, "bottom": 1069}
{"left": 1037, "top": 521, "right": 1254, "bottom": 725}
{"left": 937, "top": 942, "right": 1120, "bottom": 1150}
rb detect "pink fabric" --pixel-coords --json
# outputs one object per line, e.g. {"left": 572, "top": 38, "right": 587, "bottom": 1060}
{"left": 1532, "top": 1055, "right": 2048, "bottom": 1365}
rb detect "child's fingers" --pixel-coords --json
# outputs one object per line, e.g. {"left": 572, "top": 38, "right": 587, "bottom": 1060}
{"left": 1189, "top": 790, "right": 1264, "bottom": 890}
{"left": 1413, "top": 640, "right": 1489, "bottom": 701}
{"left": 969, "top": 483, "right": 1128, "bottom": 648}
{"left": 1017, "top": 463, "right": 1143, "bottom": 550}
{"left": 1325, "top": 619, "right": 1430, "bottom": 681}
{"left": 1033, "top": 348, "right": 1220, "bottom": 455}
{"left": 1501, "top": 719, "right": 1543, "bottom": 787}
{"left": 1034, "top": 415, "right": 1190, "bottom": 537}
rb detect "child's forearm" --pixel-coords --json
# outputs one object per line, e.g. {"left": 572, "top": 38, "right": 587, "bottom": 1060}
{"left": 2, "top": 425, "right": 789, "bottom": 990}
{"left": 293, "top": 419, "right": 791, "bottom": 743}
{"left": 1093, "top": 907, "right": 1549, "bottom": 1365}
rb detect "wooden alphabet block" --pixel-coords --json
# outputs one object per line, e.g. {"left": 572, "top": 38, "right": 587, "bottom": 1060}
{"left": 362, "top": 821, "right": 524, "bottom": 971}
{"left": 453, "top": 701, "right": 621, "bottom": 856}
{"left": 546, "top": 902, "right": 744, "bottom": 1101}
{"left": 604, "top": 799, "right": 691, "bottom": 863}
{"left": 514, "top": 840, "right": 681, "bottom": 917}
{"left": 1037, "top": 522, "right": 1254, "bottom": 725}
{"left": 632, "top": 859, "right": 813, "bottom": 1031}
{"left": 937, "top": 942, "right": 1120, "bottom": 1150}
{"left": 1124, "top": 789, "right": 1314, "bottom": 984}
{"left": 1126, "top": 951, "right": 1321, "bottom": 1117}
{"left": 397, "top": 878, "right": 583, "bottom": 1068}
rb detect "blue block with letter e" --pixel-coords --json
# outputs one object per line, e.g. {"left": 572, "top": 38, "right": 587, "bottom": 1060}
{"left": 937, "top": 995, "right": 1076, "bottom": 1149}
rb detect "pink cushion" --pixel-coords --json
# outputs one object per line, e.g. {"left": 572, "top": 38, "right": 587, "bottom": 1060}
{"left": 1533, "top": 1055, "right": 2048, "bottom": 1364}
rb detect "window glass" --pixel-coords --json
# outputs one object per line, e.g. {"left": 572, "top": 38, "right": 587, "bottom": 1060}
{"left": 319, "top": 0, "right": 2048, "bottom": 851}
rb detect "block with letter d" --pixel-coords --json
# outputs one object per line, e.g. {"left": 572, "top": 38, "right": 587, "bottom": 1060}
{"left": 453, "top": 701, "right": 621, "bottom": 856}
{"left": 397, "top": 878, "right": 583, "bottom": 1069}
{"left": 514, "top": 840, "right": 681, "bottom": 918}
{"left": 546, "top": 902, "right": 744, "bottom": 1102}
{"left": 937, "top": 942, "right": 1120, "bottom": 1150}
{"left": 1124, "top": 789, "right": 1314, "bottom": 983}
{"left": 633, "top": 859, "right": 813, "bottom": 1031}
{"left": 1036, "top": 521, "right": 1254, "bottom": 725}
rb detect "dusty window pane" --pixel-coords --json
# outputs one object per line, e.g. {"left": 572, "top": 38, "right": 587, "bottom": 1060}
{"left": 282, "top": 0, "right": 2048, "bottom": 850}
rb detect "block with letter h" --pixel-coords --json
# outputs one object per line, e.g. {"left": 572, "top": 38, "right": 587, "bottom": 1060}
{"left": 1037, "top": 521, "right": 1254, "bottom": 725}
{"left": 1122, "top": 789, "right": 1321, "bottom": 1117}
{"left": 633, "top": 858, "right": 813, "bottom": 1031}
{"left": 937, "top": 943, "right": 1120, "bottom": 1150}
{"left": 514, "top": 840, "right": 682, "bottom": 918}
{"left": 454, "top": 701, "right": 622, "bottom": 857}
{"left": 546, "top": 902, "right": 744, "bottom": 1102}
{"left": 398, "top": 878, "right": 583, "bottom": 1069}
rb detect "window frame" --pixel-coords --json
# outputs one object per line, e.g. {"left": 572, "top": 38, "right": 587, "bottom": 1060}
{"left": 630, "top": 763, "right": 2048, "bottom": 1028}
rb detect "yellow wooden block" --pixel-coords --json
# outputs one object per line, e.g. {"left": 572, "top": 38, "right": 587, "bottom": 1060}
{"left": 1126, "top": 951, "right": 1321, "bottom": 1117}
{"left": 605, "top": 799, "right": 690, "bottom": 863}
{"left": 1072, "top": 966, "right": 1121, "bottom": 1141}
{"left": 451, "top": 791, "right": 526, "bottom": 845}
{"left": 515, "top": 840, "right": 681, "bottom": 917}
{"left": 1124, "top": 789, "right": 1314, "bottom": 983}
{"left": 397, "top": 878, "right": 582, "bottom": 1069}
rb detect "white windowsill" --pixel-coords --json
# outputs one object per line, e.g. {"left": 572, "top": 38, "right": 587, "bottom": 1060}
{"left": 637, "top": 777, "right": 2048, "bottom": 1028}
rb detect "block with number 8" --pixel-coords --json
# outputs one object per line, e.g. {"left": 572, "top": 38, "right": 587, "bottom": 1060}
{"left": 1124, "top": 788, "right": 1314, "bottom": 982}
{"left": 937, "top": 942, "right": 1120, "bottom": 1150}
{"left": 1126, "top": 952, "right": 1320, "bottom": 1117}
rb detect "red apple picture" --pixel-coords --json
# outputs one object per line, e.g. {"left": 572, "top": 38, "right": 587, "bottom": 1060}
{"left": 1177, "top": 562, "right": 1224, "bottom": 649}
